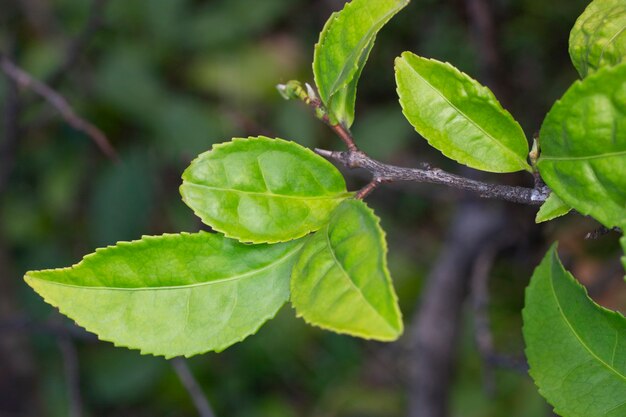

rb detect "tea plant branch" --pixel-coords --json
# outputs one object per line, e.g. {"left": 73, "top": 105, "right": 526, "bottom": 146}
{"left": 171, "top": 358, "right": 216, "bottom": 417}
{"left": 0, "top": 53, "right": 118, "bottom": 160}
{"left": 277, "top": 81, "right": 358, "bottom": 151}
{"left": 315, "top": 149, "right": 549, "bottom": 205}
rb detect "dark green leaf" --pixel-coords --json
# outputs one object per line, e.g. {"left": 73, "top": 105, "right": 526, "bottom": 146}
{"left": 523, "top": 245, "right": 626, "bottom": 417}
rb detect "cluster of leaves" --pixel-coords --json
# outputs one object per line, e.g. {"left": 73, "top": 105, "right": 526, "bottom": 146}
{"left": 24, "top": 0, "right": 626, "bottom": 415}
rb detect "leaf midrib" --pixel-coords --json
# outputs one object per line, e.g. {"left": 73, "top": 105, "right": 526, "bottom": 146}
{"left": 183, "top": 182, "right": 350, "bottom": 201}
{"left": 26, "top": 241, "right": 304, "bottom": 292}
{"left": 401, "top": 58, "right": 528, "bottom": 169}
{"left": 540, "top": 149, "right": 626, "bottom": 161}
{"left": 549, "top": 266, "right": 626, "bottom": 384}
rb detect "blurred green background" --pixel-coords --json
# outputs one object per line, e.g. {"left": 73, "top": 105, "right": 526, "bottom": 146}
{"left": 1, "top": 0, "right": 624, "bottom": 416}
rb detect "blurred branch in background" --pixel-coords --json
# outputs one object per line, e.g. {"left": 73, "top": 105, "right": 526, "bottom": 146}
{"left": 171, "top": 358, "right": 217, "bottom": 417}
{"left": 408, "top": 201, "right": 506, "bottom": 417}
{"left": 57, "top": 335, "right": 83, "bottom": 417}
{"left": 0, "top": 53, "right": 117, "bottom": 160}
{"left": 470, "top": 236, "right": 527, "bottom": 395}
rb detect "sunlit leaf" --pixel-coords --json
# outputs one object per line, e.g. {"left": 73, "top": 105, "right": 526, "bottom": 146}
{"left": 395, "top": 52, "right": 531, "bottom": 173}
{"left": 180, "top": 137, "right": 351, "bottom": 243}
{"left": 537, "top": 63, "right": 626, "bottom": 228}
{"left": 25, "top": 232, "right": 305, "bottom": 358}
{"left": 523, "top": 245, "right": 626, "bottom": 417}
{"left": 569, "top": 0, "right": 626, "bottom": 78}
{"left": 291, "top": 200, "right": 403, "bottom": 341}
{"left": 535, "top": 192, "right": 572, "bottom": 223}
{"left": 313, "top": 0, "right": 409, "bottom": 127}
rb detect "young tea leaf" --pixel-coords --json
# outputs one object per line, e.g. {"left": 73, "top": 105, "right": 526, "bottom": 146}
{"left": 535, "top": 192, "right": 572, "bottom": 223}
{"left": 180, "top": 137, "right": 351, "bottom": 243}
{"left": 537, "top": 63, "right": 626, "bottom": 228}
{"left": 313, "top": 0, "right": 409, "bottom": 127}
{"left": 291, "top": 200, "right": 403, "bottom": 341}
{"left": 569, "top": 0, "right": 626, "bottom": 78}
{"left": 395, "top": 52, "right": 531, "bottom": 173}
{"left": 25, "top": 232, "right": 305, "bottom": 358}
{"left": 523, "top": 245, "right": 626, "bottom": 417}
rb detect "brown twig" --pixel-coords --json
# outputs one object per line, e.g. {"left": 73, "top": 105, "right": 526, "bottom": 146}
{"left": 171, "top": 358, "right": 216, "bottom": 417}
{"left": 316, "top": 149, "right": 549, "bottom": 205}
{"left": 0, "top": 53, "right": 118, "bottom": 160}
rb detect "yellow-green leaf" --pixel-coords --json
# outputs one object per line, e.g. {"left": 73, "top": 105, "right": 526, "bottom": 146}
{"left": 313, "top": 0, "right": 409, "bottom": 127}
{"left": 25, "top": 232, "right": 305, "bottom": 358}
{"left": 291, "top": 200, "right": 403, "bottom": 341}
{"left": 569, "top": 0, "right": 626, "bottom": 78}
{"left": 180, "top": 137, "right": 351, "bottom": 243}
{"left": 537, "top": 64, "right": 626, "bottom": 228}
{"left": 535, "top": 192, "right": 572, "bottom": 223}
{"left": 395, "top": 52, "right": 531, "bottom": 173}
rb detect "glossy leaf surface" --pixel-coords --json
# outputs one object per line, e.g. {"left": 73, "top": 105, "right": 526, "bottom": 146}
{"left": 535, "top": 192, "right": 572, "bottom": 223}
{"left": 569, "top": 0, "right": 626, "bottom": 78}
{"left": 395, "top": 52, "right": 530, "bottom": 173}
{"left": 537, "top": 64, "right": 626, "bottom": 228}
{"left": 25, "top": 232, "right": 305, "bottom": 358}
{"left": 180, "top": 137, "right": 350, "bottom": 243}
{"left": 523, "top": 245, "right": 626, "bottom": 417}
{"left": 313, "top": 0, "right": 409, "bottom": 127}
{"left": 291, "top": 200, "right": 403, "bottom": 341}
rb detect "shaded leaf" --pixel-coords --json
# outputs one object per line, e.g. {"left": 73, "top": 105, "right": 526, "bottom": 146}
{"left": 291, "top": 200, "right": 403, "bottom": 341}
{"left": 313, "top": 0, "right": 409, "bottom": 127}
{"left": 25, "top": 232, "right": 305, "bottom": 358}
{"left": 569, "top": 0, "right": 626, "bottom": 78}
{"left": 395, "top": 52, "right": 531, "bottom": 173}
{"left": 180, "top": 137, "right": 351, "bottom": 243}
{"left": 537, "top": 63, "right": 626, "bottom": 228}
{"left": 523, "top": 245, "right": 626, "bottom": 417}
{"left": 535, "top": 192, "right": 572, "bottom": 223}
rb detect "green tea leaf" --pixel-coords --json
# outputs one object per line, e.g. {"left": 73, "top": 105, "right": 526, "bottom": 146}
{"left": 291, "top": 200, "right": 403, "bottom": 341}
{"left": 569, "top": 0, "right": 626, "bottom": 78}
{"left": 395, "top": 52, "right": 531, "bottom": 173}
{"left": 180, "top": 137, "right": 351, "bottom": 243}
{"left": 25, "top": 232, "right": 305, "bottom": 358}
{"left": 313, "top": 0, "right": 409, "bottom": 127}
{"left": 535, "top": 192, "right": 572, "bottom": 223}
{"left": 523, "top": 245, "right": 626, "bottom": 417}
{"left": 537, "top": 64, "right": 626, "bottom": 228}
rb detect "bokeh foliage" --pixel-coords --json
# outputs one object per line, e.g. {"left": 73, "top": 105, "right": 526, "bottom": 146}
{"left": 2, "top": 0, "right": 624, "bottom": 416}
